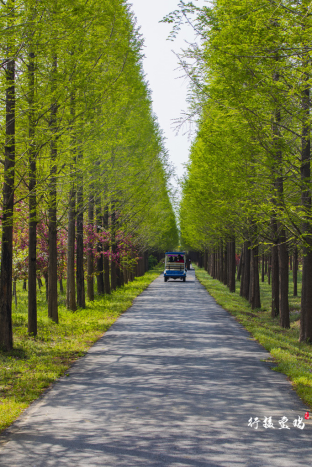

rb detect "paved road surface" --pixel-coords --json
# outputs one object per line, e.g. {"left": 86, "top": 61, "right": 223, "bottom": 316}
{"left": 0, "top": 270, "right": 311, "bottom": 466}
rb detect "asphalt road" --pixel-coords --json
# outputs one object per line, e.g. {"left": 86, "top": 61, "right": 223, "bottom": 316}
{"left": 0, "top": 269, "right": 311, "bottom": 466}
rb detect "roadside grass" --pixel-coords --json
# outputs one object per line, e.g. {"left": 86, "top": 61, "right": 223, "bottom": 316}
{"left": 0, "top": 266, "right": 163, "bottom": 433}
{"left": 195, "top": 266, "right": 312, "bottom": 410}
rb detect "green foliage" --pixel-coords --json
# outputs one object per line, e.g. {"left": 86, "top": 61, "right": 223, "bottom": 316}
{"left": 178, "top": 0, "right": 312, "bottom": 251}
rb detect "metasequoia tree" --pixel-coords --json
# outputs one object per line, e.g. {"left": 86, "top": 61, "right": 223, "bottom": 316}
{"left": 173, "top": 0, "right": 312, "bottom": 335}
{"left": 0, "top": 0, "right": 179, "bottom": 348}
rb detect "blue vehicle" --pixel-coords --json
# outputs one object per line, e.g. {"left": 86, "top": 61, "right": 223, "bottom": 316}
{"left": 164, "top": 251, "right": 187, "bottom": 282}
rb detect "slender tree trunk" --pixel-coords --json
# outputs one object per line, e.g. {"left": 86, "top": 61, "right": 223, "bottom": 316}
{"left": 228, "top": 239, "right": 235, "bottom": 293}
{"left": 250, "top": 245, "right": 261, "bottom": 309}
{"left": 0, "top": 24, "right": 15, "bottom": 350}
{"left": 111, "top": 207, "right": 117, "bottom": 291}
{"left": 220, "top": 243, "right": 223, "bottom": 283}
{"left": 278, "top": 230, "right": 290, "bottom": 328}
{"left": 271, "top": 59, "right": 289, "bottom": 327}
{"left": 237, "top": 247, "right": 243, "bottom": 281}
{"left": 76, "top": 153, "right": 85, "bottom": 309}
{"left": 223, "top": 244, "right": 228, "bottom": 285}
{"left": 261, "top": 253, "right": 265, "bottom": 283}
{"left": 48, "top": 55, "right": 58, "bottom": 323}
{"left": 28, "top": 47, "right": 37, "bottom": 336}
{"left": 87, "top": 195, "right": 94, "bottom": 301}
{"left": 66, "top": 93, "right": 77, "bottom": 311}
{"left": 241, "top": 241, "right": 250, "bottom": 300}
{"left": 66, "top": 182, "right": 76, "bottom": 311}
{"left": 103, "top": 205, "right": 111, "bottom": 294}
{"left": 300, "top": 69, "right": 312, "bottom": 341}
{"left": 13, "top": 278, "right": 17, "bottom": 308}
{"left": 44, "top": 272, "right": 48, "bottom": 302}
{"left": 293, "top": 247, "right": 298, "bottom": 297}
{"left": 95, "top": 198, "right": 104, "bottom": 295}
{"left": 271, "top": 241, "right": 279, "bottom": 318}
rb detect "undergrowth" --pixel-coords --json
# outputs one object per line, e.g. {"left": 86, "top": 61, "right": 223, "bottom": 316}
{"left": 195, "top": 266, "right": 312, "bottom": 410}
{"left": 0, "top": 266, "right": 162, "bottom": 433}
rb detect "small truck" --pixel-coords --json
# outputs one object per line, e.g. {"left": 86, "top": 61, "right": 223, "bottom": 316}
{"left": 164, "top": 251, "right": 187, "bottom": 282}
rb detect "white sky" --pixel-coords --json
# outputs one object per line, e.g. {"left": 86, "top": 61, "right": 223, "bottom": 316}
{"left": 128, "top": 0, "right": 206, "bottom": 186}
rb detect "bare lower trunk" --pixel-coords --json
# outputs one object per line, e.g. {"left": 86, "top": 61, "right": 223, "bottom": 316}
{"left": 13, "top": 278, "right": 17, "bottom": 308}
{"left": 28, "top": 48, "right": 37, "bottom": 336}
{"left": 44, "top": 273, "right": 48, "bottom": 302}
{"left": 237, "top": 247, "right": 243, "bottom": 281}
{"left": 250, "top": 245, "right": 261, "bottom": 309}
{"left": 103, "top": 205, "right": 111, "bottom": 294}
{"left": 76, "top": 162, "right": 85, "bottom": 309}
{"left": 111, "top": 208, "right": 117, "bottom": 291}
{"left": 66, "top": 184, "right": 76, "bottom": 311}
{"left": 240, "top": 241, "right": 250, "bottom": 300}
{"left": 95, "top": 199, "right": 104, "bottom": 295}
{"left": 0, "top": 46, "right": 15, "bottom": 350}
{"left": 87, "top": 195, "right": 94, "bottom": 301}
{"left": 278, "top": 229, "right": 289, "bottom": 328}
{"left": 271, "top": 242, "right": 279, "bottom": 318}
{"left": 48, "top": 55, "right": 58, "bottom": 323}
{"left": 300, "top": 67, "right": 312, "bottom": 342}
{"left": 223, "top": 245, "right": 228, "bottom": 285}
{"left": 293, "top": 247, "right": 298, "bottom": 297}
{"left": 228, "top": 239, "right": 235, "bottom": 293}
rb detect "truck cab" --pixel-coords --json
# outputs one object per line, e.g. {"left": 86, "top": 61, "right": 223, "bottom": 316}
{"left": 164, "top": 252, "right": 186, "bottom": 282}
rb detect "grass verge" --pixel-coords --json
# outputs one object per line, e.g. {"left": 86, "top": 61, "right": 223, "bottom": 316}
{"left": 0, "top": 266, "right": 162, "bottom": 433}
{"left": 195, "top": 266, "right": 312, "bottom": 409}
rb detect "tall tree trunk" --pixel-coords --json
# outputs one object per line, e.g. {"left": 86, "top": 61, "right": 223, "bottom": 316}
{"left": 48, "top": 55, "right": 58, "bottom": 323}
{"left": 271, "top": 60, "right": 289, "bottom": 327}
{"left": 228, "top": 239, "right": 235, "bottom": 293}
{"left": 66, "top": 93, "right": 77, "bottom": 311}
{"left": 111, "top": 207, "right": 117, "bottom": 291}
{"left": 293, "top": 247, "right": 298, "bottom": 297}
{"left": 76, "top": 153, "right": 85, "bottom": 309}
{"left": 0, "top": 29, "right": 15, "bottom": 350}
{"left": 28, "top": 47, "right": 37, "bottom": 336}
{"left": 44, "top": 273, "right": 48, "bottom": 302}
{"left": 95, "top": 198, "right": 104, "bottom": 295}
{"left": 66, "top": 182, "right": 76, "bottom": 311}
{"left": 237, "top": 247, "right": 243, "bottom": 281}
{"left": 261, "top": 253, "right": 265, "bottom": 283}
{"left": 278, "top": 231, "right": 289, "bottom": 328}
{"left": 250, "top": 245, "right": 261, "bottom": 309}
{"left": 103, "top": 204, "right": 111, "bottom": 294}
{"left": 300, "top": 69, "right": 312, "bottom": 341}
{"left": 223, "top": 244, "right": 228, "bottom": 285}
{"left": 271, "top": 241, "right": 279, "bottom": 318}
{"left": 220, "top": 243, "right": 223, "bottom": 283}
{"left": 240, "top": 241, "right": 250, "bottom": 300}
{"left": 87, "top": 195, "right": 94, "bottom": 301}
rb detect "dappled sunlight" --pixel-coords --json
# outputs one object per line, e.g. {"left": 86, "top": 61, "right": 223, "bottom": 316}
{"left": 0, "top": 271, "right": 310, "bottom": 466}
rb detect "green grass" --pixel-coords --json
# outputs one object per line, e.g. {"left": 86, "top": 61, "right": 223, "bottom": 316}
{"left": 195, "top": 266, "right": 312, "bottom": 410}
{"left": 0, "top": 266, "right": 163, "bottom": 433}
